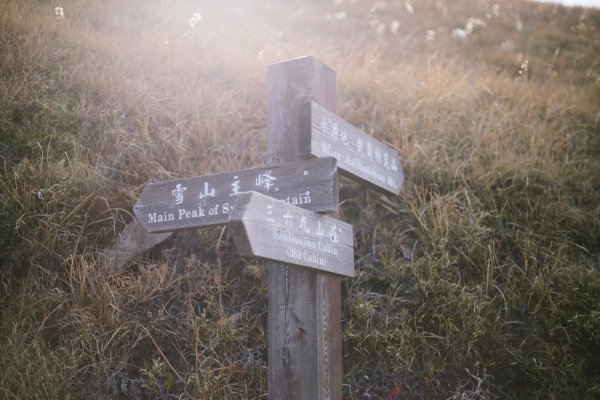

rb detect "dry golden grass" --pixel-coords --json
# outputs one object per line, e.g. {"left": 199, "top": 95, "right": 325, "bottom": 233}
{"left": 1, "top": 0, "right": 599, "bottom": 399}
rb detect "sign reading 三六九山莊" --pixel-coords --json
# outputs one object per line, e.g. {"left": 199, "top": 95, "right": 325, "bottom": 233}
{"left": 229, "top": 191, "right": 354, "bottom": 277}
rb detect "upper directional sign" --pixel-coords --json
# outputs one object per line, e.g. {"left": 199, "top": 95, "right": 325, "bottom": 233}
{"left": 229, "top": 191, "right": 354, "bottom": 277}
{"left": 134, "top": 157, "right": 338, "bottom": 233}
{"left": 302, "top": 101, "right": 403, "bottom": 196}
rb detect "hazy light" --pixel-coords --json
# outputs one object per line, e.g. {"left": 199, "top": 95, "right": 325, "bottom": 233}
{"left": 533, "top": 0, "right": 600, "bottom": 8}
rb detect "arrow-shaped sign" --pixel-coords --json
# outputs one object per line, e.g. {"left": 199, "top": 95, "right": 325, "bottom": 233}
{"left": 302, "top": 101, "right": 404, "bottom": 196}
{"left": 134, "top": 157, "right": 338, "bottom": 233}
{"left": 229, "top": 191, "right": 354, "bottom": 277}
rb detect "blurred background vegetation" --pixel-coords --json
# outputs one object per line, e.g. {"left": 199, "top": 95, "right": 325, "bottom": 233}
{"left": 1, "top": 0, "right": 599, "bottom": 398}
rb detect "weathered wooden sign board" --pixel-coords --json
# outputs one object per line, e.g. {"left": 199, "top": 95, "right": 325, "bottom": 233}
{"left": 229, "top": 191, "right": 354, "bottom": 277}
{"left": 302, "top": 100, "right": 404, "bottom": 196}
{"left": 134, "top": 157, "right": 338, "bottom": 233}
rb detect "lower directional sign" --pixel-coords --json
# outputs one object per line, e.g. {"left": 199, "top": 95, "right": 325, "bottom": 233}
{"left": 134, "top": 157, "right": 338, "bottom": 233}
{"left": 229, "top": 191, "right": 354, "bottom": 277}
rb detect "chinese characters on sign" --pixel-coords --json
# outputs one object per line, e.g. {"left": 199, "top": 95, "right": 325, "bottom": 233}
{"left": 134, "top": 158, "right": 339, "bottom": 233}
{"left": 229, "top": 191, "right": 354, "bottom": 277}
{"left": 304, "top": 101, "right": 404, "bottom": 196}
{"left": 171, "top": 184, "right": 186, "bottom": 205}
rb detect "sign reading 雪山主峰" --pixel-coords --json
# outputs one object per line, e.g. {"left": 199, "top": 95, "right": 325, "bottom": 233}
{"left": 302, "top": 101, "right": 404, "bottom": 196}
{"left": 134, "top": 157, "right": 338, "bottom": 233}
{"left": 229, "top": 191, "right": 354, "bottom": 277}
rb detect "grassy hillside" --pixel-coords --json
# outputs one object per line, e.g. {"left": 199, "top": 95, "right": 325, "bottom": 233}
{"left": 1, "top": 0, "right": 599, "bottom": 399}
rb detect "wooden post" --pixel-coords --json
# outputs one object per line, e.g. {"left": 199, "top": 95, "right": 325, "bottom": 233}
{"left": 267, "top": 56, "right": 342, "bottom": 399}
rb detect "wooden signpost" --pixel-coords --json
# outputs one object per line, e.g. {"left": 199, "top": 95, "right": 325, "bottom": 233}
{"left": 264, "top": 56, "right": 403, "bottom": 400}
{"left": 302, "top": 100, "right": 403, "bottom": 196}
{"left": 130, "top": 55, "right": 403, "bottom": 400}
{"left": 133, "top": 157, "right": 338, "bottom": 233}
{"left": 266, "top": 56, "right": 343, "bottom": 400}
{"left": 230, "top": 191, "right": 354, "bottom": 277}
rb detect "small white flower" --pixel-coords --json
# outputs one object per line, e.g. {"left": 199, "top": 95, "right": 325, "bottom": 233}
{"left": 452, "top": 17, "right": 486, "bottom": 39}
{"left": 500, "top": 40, "right": 515, "bottom": 52}
{"left": 370, "top": 1, "right": 386, "bottom": 13}
{"left": 390, "top": 20, "right": 400, "bottom": 34}
{"left": 465, "top": 17, "right": 487, "bottom": 33}
{"left": 516, "top": 16, "right": 523, "bottom": 32}
{"left": 188, "top": 12, "right": 202, "bottom": 28}
{"left": 334, "top": 11, "right": 347, "bottom": 21}
{"left": 451, "top": 28, "right": 468, "bottom": 40}
{"left": 426, "top": 29, "right": 436, "bottom": 42}
{"left": 491, "top": 4, "right": 501, "bottom": 16}
{"left": 55, "top": 6, "right": 65, "bottom": 20}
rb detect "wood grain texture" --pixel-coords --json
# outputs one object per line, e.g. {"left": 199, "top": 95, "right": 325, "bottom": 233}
{"left": 133, "top": 158, "right": 338, "bottom": 233}
{"left": 230, "top": 192, "right": 354, "bottom": 277}
{"left": 101, "top": 220, "right": 172, "bottom": 275}
{"left": 304, "top": 101, "right": 404, "bottom": 196}
{"left": 267, "top": 56, "right": 342, "bottom": 400}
